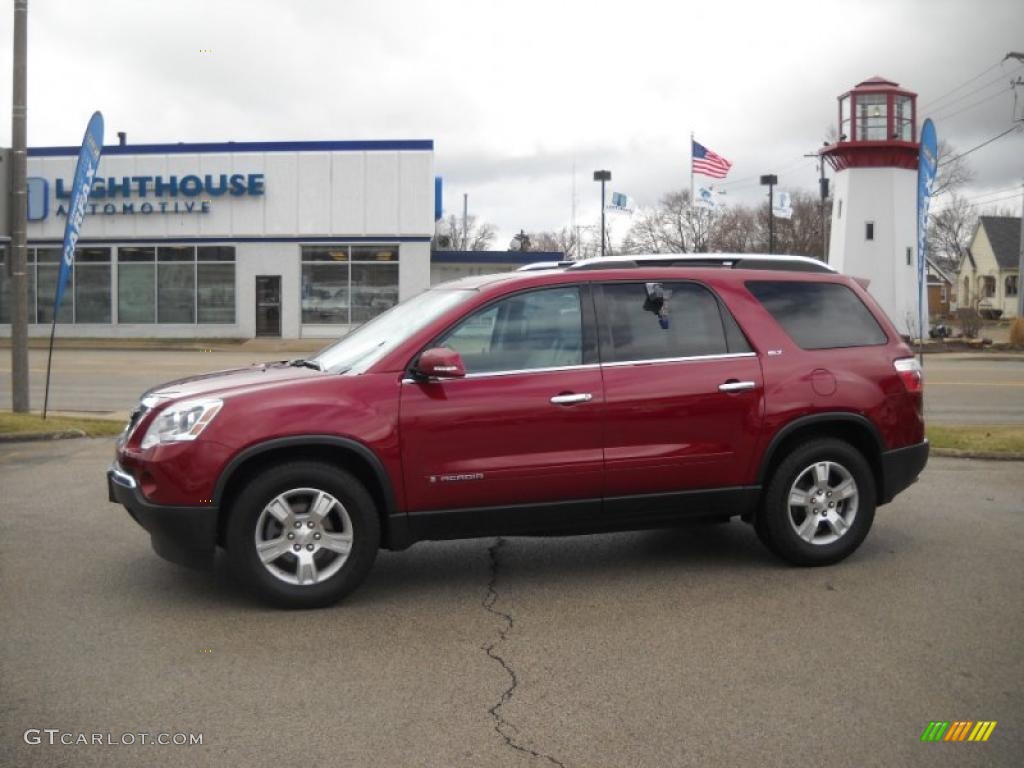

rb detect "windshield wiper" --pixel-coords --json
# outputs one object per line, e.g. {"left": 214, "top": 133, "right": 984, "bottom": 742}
{"left": 289, "top": 358, "right": 322, "bottom": 370}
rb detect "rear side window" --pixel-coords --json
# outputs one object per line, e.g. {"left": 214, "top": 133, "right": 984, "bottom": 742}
{"left": 746, "top": 281, "right": 887, "bottom": 349}
{"left": 600, "top": 282, "right": 732, "bottom": 362}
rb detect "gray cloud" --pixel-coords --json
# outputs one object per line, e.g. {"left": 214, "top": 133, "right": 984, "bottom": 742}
{"left": 1, "top": 0, "right": 1021, "bottom": 245}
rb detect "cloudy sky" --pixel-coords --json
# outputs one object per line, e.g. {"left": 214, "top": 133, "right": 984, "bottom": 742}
{"left": 1, "top": 0, "right": 1022, "bottom": 247}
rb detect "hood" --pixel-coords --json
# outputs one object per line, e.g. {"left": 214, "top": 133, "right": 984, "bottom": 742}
{"left": 143, "top": 361, "right": 326, "bottom": 403}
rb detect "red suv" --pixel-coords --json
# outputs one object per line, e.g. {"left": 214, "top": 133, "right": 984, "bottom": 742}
{"left": 108, "top": 255, "right": 928, "bottom": 608}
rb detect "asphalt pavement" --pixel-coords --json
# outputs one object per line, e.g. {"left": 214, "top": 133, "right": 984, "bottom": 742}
{"left": 0, "top": 439, "right": 1021, "bottom": 767}
{"left": 1, "top": 348, "right": 1022, "bottom": 425}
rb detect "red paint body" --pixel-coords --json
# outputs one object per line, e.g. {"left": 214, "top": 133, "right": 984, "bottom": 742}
{"left": 116, "top": 266, "right": 925, "bottom": 524}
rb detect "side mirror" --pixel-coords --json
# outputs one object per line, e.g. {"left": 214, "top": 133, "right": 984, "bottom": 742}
{"left": 415, "top": 347, "right": 466, "bottom": 379}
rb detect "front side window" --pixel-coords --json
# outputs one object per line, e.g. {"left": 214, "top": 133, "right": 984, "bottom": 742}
{"left": 747, "top": 281, "right": 888, "bottom": 350}
{"left": 600, "top": 282, "right": 731, "bottom": 362}
{"left": 1005, "top": 275, "right": 1018, "bottom": 298}
{"left": 439, "top": 287, "right": 583, "bottom": 374}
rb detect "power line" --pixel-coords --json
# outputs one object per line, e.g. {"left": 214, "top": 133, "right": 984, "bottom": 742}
{"left": 919, "top": 59, "right": 1005, "bottom": 110}
{"left": 933, "top": 191, "right": 1021, "bottom": 215}
{"left": 938, "top": 125, "right": 1022, "bottom": 167}
{"left": 923, "top": 64, "right": 1023, "bottom": 115}
{"left": 926, "top": 83, "right": 1015, "bottom": 123}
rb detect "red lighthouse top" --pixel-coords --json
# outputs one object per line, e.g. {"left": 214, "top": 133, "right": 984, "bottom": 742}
{"left": 820, "top": 76, "right": 919, "bottom": 171}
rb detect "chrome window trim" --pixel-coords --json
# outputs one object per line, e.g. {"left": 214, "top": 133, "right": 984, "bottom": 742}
{"left": 601, "top": 352, "right": 757, "bottom": 368}
{"left": 401, "top": 363, "right": 601, "bottom": 384}
{"left": 400, "top": 352, "right": 757, "bottom": 383}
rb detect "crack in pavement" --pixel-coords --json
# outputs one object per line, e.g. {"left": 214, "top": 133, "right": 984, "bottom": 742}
{"left": 481, "top": 537, "right": 568, "bottom": 768}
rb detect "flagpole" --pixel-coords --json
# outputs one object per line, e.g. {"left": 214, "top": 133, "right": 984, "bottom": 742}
{"left": 690, "top": 132, "right": 696, "bottom": 253}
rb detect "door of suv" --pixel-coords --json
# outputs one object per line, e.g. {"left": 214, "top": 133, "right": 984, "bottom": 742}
{"left": 399, "top": 285, "right": 604, "bottom": 521}
{"left": 596, "top": 280, "right": 763, "bottom": 503}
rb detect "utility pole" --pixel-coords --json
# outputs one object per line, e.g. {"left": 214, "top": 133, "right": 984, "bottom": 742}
{"left": 10, "top": 0, "right": 29, "bottom": 412}
{"left": 805, "top": 150, "right": 830, "bottom": 262}
{"left": 462, "top": 193, "right": 468, "bottom": 251}
{"left": 593, "top": 170, "right": 611, "bottom": 258}
{"left": 761, "top": 174, "right": 777, "bottom": 254}
{"left": 1018, "top": 179, "right": 1023, "bottom": 319}
{"left": 1007, "top": 54, "right": 1024, "bottom": 319}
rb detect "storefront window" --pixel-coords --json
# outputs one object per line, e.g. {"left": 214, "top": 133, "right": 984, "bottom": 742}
{"left": 0, "top": 247, "right": 8, "bottom": 323}
{"left": 118, "top": 247, "right": 156, "bottom": 323}
{"left": 35, "top": 248, "right": 73, "bottom": 324}
{"left": 198, "top": 263, "right": 235, "bottom": 323}
{"left": 301, "top": 245, "right": 400, "bottom": 325}
{"left": 74, "top": 248, "right": 112, "bottom": 323}
{"left": 158, "top": 262, "right": 196, "bottom": 323}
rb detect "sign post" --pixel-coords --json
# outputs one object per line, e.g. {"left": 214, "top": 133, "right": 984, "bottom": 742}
{"left": 42, "top": 111, "right": 104, "bottom": 419}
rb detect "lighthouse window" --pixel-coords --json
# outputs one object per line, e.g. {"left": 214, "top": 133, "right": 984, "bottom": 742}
{"left": 857, "top": 94, "right": 887, "bottom": 141}
{"left": 865, "top": 222, "right": 875, "bottom": 241}
{"left": 839, "top": 95, "right": 851, "bottom": 141}
{"left": 894, "top": 95, "right": 913, "bottom": 141}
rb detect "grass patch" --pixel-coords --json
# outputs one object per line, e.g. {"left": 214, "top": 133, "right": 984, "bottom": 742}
{"left": 0, "top": 411, "right": 124, "bottom": 437}
{"left": 928, "top": 425, "right": 1024, "bottom": 455}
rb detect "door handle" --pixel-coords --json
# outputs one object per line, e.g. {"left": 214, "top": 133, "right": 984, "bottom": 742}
{"left": 550, "top": 393, "right": 593, "bottom": 405}
{"left": 718, "top": 380, "right": 756, "bottom": 393}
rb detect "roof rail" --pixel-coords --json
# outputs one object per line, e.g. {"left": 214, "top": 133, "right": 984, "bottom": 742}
{"left": 515, "top": 260, "right": 575, "bottom": 272}
{"left": 565, "top": 253, "right": 835, "bottom": 274}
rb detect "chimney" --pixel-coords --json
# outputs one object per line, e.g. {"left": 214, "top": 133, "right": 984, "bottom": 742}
{"left": 117, "top": 131, "right": 126, "bottom": 146}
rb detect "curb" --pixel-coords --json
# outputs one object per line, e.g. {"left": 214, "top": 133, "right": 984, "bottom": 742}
{"left": 0, "top": 429, "right": 90, "bottom": 443}
{"left": 931, "top": 448, "right": 1024, "bottom": 461}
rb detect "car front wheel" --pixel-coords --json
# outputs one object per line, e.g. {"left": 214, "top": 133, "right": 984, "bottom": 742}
{"left": 226, "top": 462, "right": 379, "bottom": 608}
{"left": 758, "top": 438, "right": 876, "bottom": 566}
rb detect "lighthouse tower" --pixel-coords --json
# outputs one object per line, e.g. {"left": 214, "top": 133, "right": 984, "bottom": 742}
{"left": 821, "top": 76, "right": 925, "bottom": 337}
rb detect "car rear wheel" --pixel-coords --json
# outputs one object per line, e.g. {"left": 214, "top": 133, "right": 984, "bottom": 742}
{"left": 759, "top": 438, "right": 876, "bottom": 566}
{"left": 226, "top": 462, "right": 379, "bottom": 608}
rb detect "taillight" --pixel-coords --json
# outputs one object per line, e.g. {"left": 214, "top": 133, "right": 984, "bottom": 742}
{"left": 894, "top": 357, "right": 923, "bottom": 393}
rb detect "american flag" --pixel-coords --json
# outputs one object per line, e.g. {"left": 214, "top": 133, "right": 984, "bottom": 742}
{"left": 692, "top": 140, "right": 733, "bottom": 179}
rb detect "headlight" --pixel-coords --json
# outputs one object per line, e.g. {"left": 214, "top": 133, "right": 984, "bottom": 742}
{"left": 140, "top": 398, "right": 223, "bottom": 450}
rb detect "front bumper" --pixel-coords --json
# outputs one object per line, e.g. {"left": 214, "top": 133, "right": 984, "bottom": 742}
{"left": 108, "top": 464, "right": 218, "bottom": 569}
{"left": 879, "top": 439, "right": 929, "bottom": 504}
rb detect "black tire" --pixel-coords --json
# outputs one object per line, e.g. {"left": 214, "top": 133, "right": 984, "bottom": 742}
{"left": 226, "top": 461, "right": 379, "bottom": 608}
{"left": 758, "top": 438, "right": 876, "bottom": 566}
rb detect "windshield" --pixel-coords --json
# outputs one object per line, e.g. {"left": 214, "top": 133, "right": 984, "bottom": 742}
{"left": 311, "top": 288, "right": 475, "bottom": 373}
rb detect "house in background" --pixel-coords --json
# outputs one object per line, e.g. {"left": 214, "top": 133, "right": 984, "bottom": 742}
{"left": 957, "top": 215, "right": 1020, "bottom": 319}
{"left": 926, "top": 257, "right": 955, "bottom": 317}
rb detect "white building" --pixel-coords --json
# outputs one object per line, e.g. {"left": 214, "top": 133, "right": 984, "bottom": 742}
{"left": 1, "top": 139, "right": 435, "bottom": 338}
{"left": 821, "top": 77, "right": 925, "bottom": 337}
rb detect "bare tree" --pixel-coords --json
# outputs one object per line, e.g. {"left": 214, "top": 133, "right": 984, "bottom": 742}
{"left": 772, "top": 191, "right": 831, "bottom": 258}
{"left": 432, "top": 214, "right": 497, "bottom": 251}
{"left": 621, "top": 188, "right": 721, "bottom": 254}
{"left": 928, "top": 193, "right": 976, "bottom": 274}
{"left": 527, "top": 226, "right": 579, "bottom": 258}
{"left": 709, "top": 206, "right": 761, "bottom": 253}
{"left": 931, "top": 140, "right": 974, "bottom": 199}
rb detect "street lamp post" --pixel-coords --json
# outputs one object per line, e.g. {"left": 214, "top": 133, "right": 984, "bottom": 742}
{"left": 760, "top": 174, "right": 778, "bottom": 254}
{"left": 593, "top": 170, "right": 611, "bottom": 257}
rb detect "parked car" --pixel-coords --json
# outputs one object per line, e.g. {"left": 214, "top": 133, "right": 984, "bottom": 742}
{"left": 109, "top": 254, "right": 928, "bottom": 608}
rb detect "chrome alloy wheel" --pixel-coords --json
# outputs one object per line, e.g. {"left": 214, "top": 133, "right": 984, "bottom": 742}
{"left": 786, "top": 461, "right": 859, "bottom": 546}
{"left": 253, "top": 488, "right": 354, "bottom": 586}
